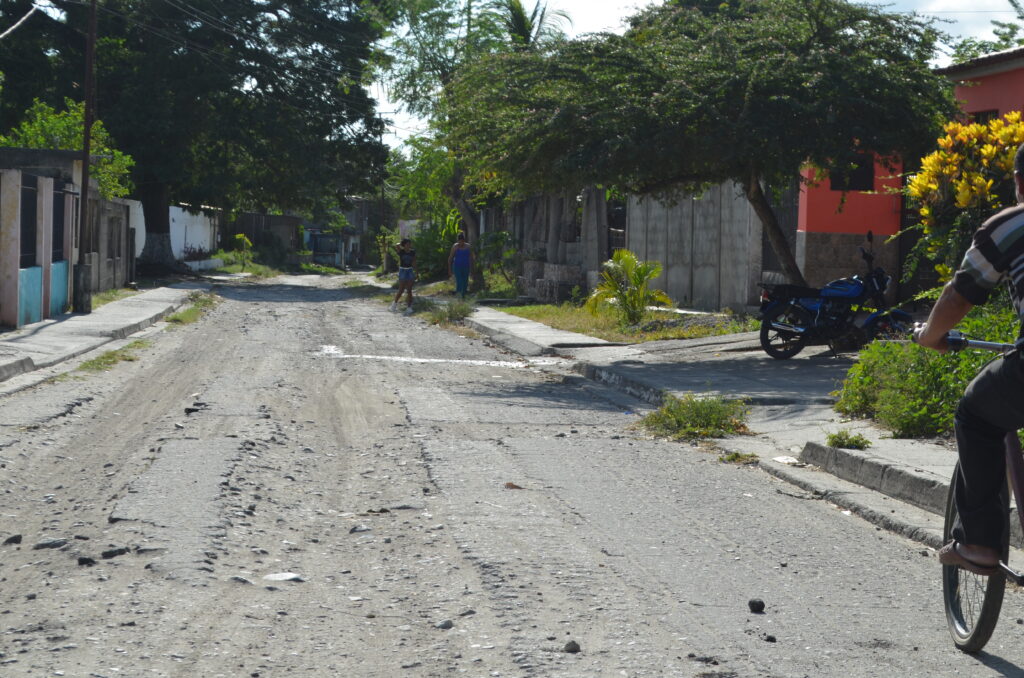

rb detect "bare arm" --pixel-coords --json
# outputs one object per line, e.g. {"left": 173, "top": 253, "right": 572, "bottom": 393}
{"left": 913, "top": 283, "right": 975, "bottom": 353}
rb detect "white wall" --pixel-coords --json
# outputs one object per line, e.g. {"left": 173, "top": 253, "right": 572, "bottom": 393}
{"left": 170, "top": 206, "right": 219, "bottom": 259}
{"left": 111, "top": 198, "right": 145, "bottom": 258}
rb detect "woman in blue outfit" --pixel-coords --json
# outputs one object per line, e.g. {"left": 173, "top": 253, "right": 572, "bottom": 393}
{"left": 447, "top": 232, "right": 475, "bottom": 299}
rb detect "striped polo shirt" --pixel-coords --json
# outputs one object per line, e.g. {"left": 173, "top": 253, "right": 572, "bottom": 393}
{"left": 952, "top": 203, "right": 1024, "bottom": 326}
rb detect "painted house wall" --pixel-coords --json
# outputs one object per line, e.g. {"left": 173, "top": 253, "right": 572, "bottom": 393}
{"left": 953, "top": 68, "right": 1024, "bottom": 116}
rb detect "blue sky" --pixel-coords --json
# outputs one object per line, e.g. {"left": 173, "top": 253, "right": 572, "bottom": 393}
{"left": 380, "top": 0, "right": 1024, "bottom": 145}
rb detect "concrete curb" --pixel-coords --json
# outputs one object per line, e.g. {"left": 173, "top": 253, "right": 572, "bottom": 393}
{"left": 0, "top": 356, "right": 34, "bottom": 382}
{"left": 463, "top": 318, "right": 555, "bottom": 357}
{"left": 800, "top": 441, "right": 948, "bottom": 516}
{"left": 759, "top": 459, "right": 944, "bottom": 549}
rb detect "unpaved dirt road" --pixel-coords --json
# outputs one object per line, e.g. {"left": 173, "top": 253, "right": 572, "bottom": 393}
{"left": 0, "top": 275, "right": 1022, "bottom": 677}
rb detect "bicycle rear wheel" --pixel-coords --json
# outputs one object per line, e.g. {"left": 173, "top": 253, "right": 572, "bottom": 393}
{"left": 942, "top": 463, "right": 1009, "bottom": 653}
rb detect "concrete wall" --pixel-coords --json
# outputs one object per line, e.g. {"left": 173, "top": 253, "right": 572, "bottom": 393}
{"left": 627, "top": 183, "right": 763, "bottom": 311}
{"left": 170, "top": 206, "right": 219, "bottom": 259}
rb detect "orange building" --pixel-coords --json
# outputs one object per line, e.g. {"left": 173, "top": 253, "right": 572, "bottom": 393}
{"left": 795, "top": 46, "right": 1024, "bottom": 295}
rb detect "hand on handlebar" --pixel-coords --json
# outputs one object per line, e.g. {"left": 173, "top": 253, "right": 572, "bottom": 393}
{"left": 913, "top": 321, "right": 950, "bottom": 353}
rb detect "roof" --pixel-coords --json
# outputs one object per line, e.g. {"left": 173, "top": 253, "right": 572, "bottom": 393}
{"left": 937, "top": 45, "right": 1024, "bottom": 80}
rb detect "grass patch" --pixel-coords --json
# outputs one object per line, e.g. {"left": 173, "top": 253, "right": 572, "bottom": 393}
{"left": 825, "top": 429, "right": 872, "bottom": 450}
{"left": 639, "top": 393, "right": 750, "bottom": 439}
{"left": 501, "top": 303, "right": 757, "bottom": 343}
{"left": 91, "top": 287, "right": 139, "bottom": 309}
{"left": 426, "top": 300, "right": 474, "bottom": 325}
{"left": 300, "top": 262, "right": 348, "bottom": 275}
{"left": 719, "top": 451, "right": 759, "bottom": 464}
{"left": 166, "top": 291, "right": 219, "bottom": 326}
{"left": 78, "top": 340, "right": 151, "bottom": 372}
{"left": 208, "top": 249, "right": 283, "bottom": 278}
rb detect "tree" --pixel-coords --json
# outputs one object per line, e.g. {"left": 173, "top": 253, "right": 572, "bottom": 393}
{"left": 446, "top": 0, "right": 959, "bottom": 285}
{"left": 495, "top": 0, "right": 570, "bottom": 51}
{"left": 381, "top": 0, "right": 571, "bottom": 281}
{"left": 0, "top": 1, "right": 389, "bottom": 267}
{"left": 950, "top": 0, "right": 1024, "bottom": 64}
{"left": 905, "top": 112, "right": 1024, "bottom": 281}
{"left": 0, "top": 98, "right": 134, "bottom": 199}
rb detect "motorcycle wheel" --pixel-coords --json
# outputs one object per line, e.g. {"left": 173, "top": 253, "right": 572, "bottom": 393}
{"left": 760, "top": 305, "right": 811, "bottom": 359}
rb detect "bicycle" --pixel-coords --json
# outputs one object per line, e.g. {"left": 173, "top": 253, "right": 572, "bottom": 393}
{"left": 939, "top": 330, "right": 1024, "bottom": 652}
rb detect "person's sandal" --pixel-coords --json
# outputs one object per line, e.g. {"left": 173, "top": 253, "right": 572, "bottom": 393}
{"left": 939, "top": 541, "right": 999, "bottom": 576}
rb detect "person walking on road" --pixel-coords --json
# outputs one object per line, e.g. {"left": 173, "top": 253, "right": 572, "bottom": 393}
{"left": 448, "top": 232, "right": 474, "bottom": 299}
{"left": 914, "top": 141, "right": 1024, "bottom": 576}
{"left": 390, "top": 239, "right": 416, "bottom": 315}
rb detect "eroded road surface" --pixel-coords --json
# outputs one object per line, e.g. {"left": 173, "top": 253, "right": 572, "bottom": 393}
{"left": 0, "top": 275, "right": 1022, "bottom": 677}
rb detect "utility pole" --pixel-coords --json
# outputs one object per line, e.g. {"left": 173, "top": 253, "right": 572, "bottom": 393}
{"left": 74, "top": 0, "right": 97, "bottom": 313}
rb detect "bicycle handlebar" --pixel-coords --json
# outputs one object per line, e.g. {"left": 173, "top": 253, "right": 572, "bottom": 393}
{"left": 945, "top": 330, "right": 1019, "bottom": 353}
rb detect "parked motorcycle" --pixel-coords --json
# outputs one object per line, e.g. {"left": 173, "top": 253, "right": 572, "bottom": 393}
{"left": 757, "top": 232, "right": 912, "bottom": 359}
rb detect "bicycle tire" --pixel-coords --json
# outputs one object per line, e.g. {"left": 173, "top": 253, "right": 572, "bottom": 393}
{"left": 942, "top": 463, "right": 1009, "bottom": 653}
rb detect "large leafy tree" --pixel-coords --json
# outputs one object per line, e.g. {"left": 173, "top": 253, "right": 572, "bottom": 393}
{"left": 380, "top": 0, "right": 568, "bottom": 261}
{"left": 447, "top": 0, "right": 959, "bottom": 285}
{"left": 0, "top": 0, "right": 389, "bottom": 266}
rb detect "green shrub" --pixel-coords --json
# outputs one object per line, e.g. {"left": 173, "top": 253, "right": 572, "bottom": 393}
{"left": 640, "top": 393, "right": 749, "bottom": 439}
{"left": 834, "top": 300, "right": 1018, "bottom": 438}
{"left": 585, "top": 249, "right": 673, "bottom": 326}
{"left": 825, "top": 429, "right": 872, "bottom": 450}
{"left": 426, "top": 300, "right": 473, "bottom": 325}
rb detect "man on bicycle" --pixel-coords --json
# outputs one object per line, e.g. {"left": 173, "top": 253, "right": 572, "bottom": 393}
{"left": 914, "top": 142, "right": 1024, "bottom": 576}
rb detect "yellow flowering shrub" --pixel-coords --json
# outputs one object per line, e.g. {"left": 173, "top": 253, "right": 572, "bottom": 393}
{"left": 905, "top": 112, "right": 1024, "bottom": 281}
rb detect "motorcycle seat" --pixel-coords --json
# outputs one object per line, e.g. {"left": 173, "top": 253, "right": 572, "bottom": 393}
{"left": 764, "top": 283, "right": 821, "bottom": 299}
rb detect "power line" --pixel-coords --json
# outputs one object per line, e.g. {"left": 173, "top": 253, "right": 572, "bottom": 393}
{"left": 0, "top": 4, "right": 40, "bottom": 40}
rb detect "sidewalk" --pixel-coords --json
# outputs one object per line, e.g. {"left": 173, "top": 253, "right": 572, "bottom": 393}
{"left": 0, "top": 287, "right": 956, "bottom": 550}
{"left": 0, "top": 283, "right": 208, "bottom": 384}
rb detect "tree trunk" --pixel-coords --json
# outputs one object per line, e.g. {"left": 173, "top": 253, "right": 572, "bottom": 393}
{"left": 743, "top": 172, "right": 806, "bottom": 287}
{"left": 137, "top": 181, "right": 177, "bottom": 270}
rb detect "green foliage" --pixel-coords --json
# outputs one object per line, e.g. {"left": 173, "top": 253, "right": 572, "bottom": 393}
{"left": 411, "top": 210, "right": 462, "bottom": 278}
{"left": 0, "top": 98, "right": 134, "bottom": 199}
{"left": 834, "top": 300, "right": 1019, "bottom": 437}
{"left": 585, "top": 249, "right": 673, "bottom": 326}
{"left": 719, "top": 451, "right": 758, "bottom": 464}
{"left": 376, "top": 226, "right": 401, "bottom": 272}
{"left": 950, "top": 0, "right": 1024, "bottom": 64}
{"left": 234, "top": 234, "right": 253, "bottom": 271}
{"left": 825, "top": 429, "right": 872, "bottom": 450}
{"left": 78, "top": 340, "right": 151, "bottom": 371}
{"left": 477, "top": 230, "right": 519, "bottom": 286}
{"left": 1, "top": 1, "right": 388, "bottom": 219}
{"left": 165, "top": 292, "right": 219, "bottom": 326}
{"left": 426, "top": 300, "right": 474, "bottom": 324}
{"left": 640, "top": 393, "right": 750, "bottom": 440}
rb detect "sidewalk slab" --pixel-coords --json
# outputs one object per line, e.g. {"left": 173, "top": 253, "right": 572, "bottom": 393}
{"left": 0, "top": 283, "right": 207, "bottom": 382}
{"left": 466, "top": 307, "right": 617, "bottom": 356}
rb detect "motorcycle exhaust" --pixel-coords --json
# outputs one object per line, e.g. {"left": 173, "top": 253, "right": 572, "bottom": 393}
{"left": 770, "top": 321, "right": 807, "bottom": 333}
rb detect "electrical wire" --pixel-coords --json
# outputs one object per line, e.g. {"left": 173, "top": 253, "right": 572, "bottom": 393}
{"left": 0, "top": 4, "right": 40, "bottom": 40}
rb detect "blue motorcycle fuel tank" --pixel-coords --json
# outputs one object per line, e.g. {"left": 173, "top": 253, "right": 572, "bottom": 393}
{"left": 820, "top": 277, "right": 865, "bottom": 299}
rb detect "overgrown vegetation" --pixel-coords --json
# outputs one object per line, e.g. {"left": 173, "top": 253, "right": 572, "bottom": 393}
{"left": 78, "top": 340, "right": 150, "bottom": 372}
{"left": 834, "top": 300, "right": 1018, "bottom": 438}
{"left": 300, "top": 263, "right": 347, "bottom": 275}
{"left": 426, "top": 300, "right": 474, "bottom": 325}
{"left": 210, "top": 248, "right": 282, "bottom": 279}
{"left": 585, "top": 249, "right": 673, "bottom": 326}
{"left": 91, "top": 287, "right": 139, "bottom": 309}
{"left": 640, "top": 393, "right": 750, "bottom": 440}
{"left": 825, "top": 429, "right": 872, "bottom": 450}
{"left": 165, "top": 291, "right": 219, "bottom": 326}
{"left": 502, "top": 303, "right": 757, "bottom": 343}
{"left": 719, "top": 451, "right": 759, "bottom": 465}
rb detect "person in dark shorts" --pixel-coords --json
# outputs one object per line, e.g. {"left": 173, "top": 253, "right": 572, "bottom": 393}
{"left": 914, "top": 142, "right": 1024, "bottom": 576}
{"left": 390, "top": 239, "right": 416, "bottom": 314}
